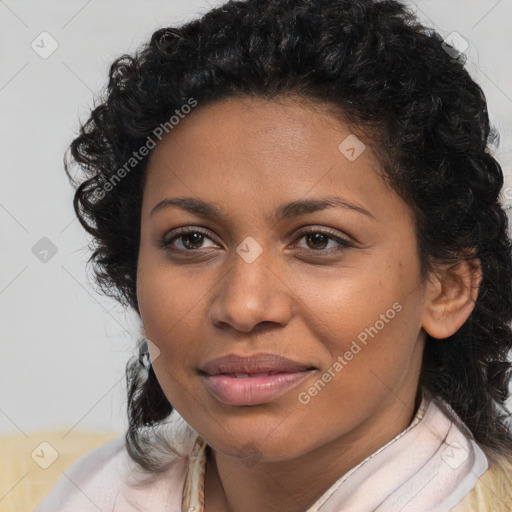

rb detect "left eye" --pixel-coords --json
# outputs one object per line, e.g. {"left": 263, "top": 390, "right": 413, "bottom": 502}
{"left": 295, "top": 231, "right": 352, "bottom": 252}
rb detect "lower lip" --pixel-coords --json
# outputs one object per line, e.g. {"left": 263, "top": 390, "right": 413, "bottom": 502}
{"left": 202, "top": 371, "right": 313, "bottom": 406}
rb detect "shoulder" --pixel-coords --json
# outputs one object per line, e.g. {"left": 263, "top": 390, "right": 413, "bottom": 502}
{"left": 34, "top": 434, "right": 127, "bottom": 512}
{"left": 421, "top": 395, "right": 512, "bottom": 511}
{"left": 35, "top": 411, "right": 198, "bottom": 512}
{"left": 451, "top": 448, "right": 512, "bottom": 511}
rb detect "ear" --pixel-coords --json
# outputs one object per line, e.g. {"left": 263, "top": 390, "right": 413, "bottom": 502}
{"left": 421, "top": 258, "right": 482, "bottom": 340}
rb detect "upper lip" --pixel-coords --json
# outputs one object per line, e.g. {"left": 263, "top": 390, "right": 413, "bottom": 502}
{"left": 200, "top": 353, "right": 314, "bottom": 375}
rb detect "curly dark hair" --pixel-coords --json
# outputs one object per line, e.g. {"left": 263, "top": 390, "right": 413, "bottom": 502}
{"left": 65, "top": 0, "right": 512, "bottom": 471}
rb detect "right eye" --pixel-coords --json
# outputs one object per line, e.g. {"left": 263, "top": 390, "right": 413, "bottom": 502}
{"left": 160, "top": 228, "right": 219, "bottom": 252}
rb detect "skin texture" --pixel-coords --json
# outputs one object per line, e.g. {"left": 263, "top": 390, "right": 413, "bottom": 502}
{"left": 136, "top": 97, "right": 481, "bottom": 512}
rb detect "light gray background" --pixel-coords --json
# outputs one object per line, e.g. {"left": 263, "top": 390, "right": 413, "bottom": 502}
{"left": 1, "top": 0, "right": 511, "bottom": 437}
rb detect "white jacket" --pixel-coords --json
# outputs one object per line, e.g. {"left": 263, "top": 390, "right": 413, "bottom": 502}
{"left": 35, "top": 394, "right": 500, "bottom": 512}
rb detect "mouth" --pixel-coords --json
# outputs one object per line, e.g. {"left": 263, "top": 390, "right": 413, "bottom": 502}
{"left": 199, "top": 353, "right": 316, "bottom": 406}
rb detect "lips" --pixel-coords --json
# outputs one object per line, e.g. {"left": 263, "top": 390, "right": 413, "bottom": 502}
{"left": 199, "top": 353, "right": 315, "bottom": 406}
{"left": 225, "top": 372, "right": 283, "bottom": 378}
{"left": 200, "top": 353, "right": 313, "bottom": 376}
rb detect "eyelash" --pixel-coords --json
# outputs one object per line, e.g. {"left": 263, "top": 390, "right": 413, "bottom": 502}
{"left": 159, "top": 226, "right": 355, "bottom": 256}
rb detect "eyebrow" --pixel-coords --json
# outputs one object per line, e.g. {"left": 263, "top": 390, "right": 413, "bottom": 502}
{"left": 149, "top": 196, "right": 374, "bottom": 221}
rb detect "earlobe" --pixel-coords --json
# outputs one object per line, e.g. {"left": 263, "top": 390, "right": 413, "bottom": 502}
{"left": 421, "top": 258, "right": 482, "bottom": 340}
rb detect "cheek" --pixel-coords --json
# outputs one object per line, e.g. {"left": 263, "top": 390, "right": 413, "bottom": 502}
{"left": 290, "top": 252, "right": 425, "bottom": 391}
{"left": 290, "top": 256, "right": 419, "bottom": 347}
{"left": 136, "top": 255, "right": 208, "bottom": 376}
{"left": 137, "top": 246, "right": 206, "bottom": 326}
{"left": 291, "top": 299, "right": 423, "bottom": 447}
{"left": 136, "top": 270, "right": 202, "bottom": 412}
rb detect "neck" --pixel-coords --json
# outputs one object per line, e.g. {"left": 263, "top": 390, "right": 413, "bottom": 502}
{"left": 204, "top": 391, "right": 422, "bottom": 512}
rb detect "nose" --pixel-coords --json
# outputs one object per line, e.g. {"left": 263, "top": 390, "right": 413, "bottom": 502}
{"left": 208, "top": 248, "right": 293, "bottom": 333}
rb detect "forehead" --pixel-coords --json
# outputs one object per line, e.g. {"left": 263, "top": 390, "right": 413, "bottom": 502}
{"left": 149, "top": 96, "right": 355, "bottom": 163}
{"left": 142, "top": 96, "right": 405, "bottom": 222}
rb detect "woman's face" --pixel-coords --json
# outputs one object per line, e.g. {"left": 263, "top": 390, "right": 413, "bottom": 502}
{"left": 137, "top": 96, "right": 430, "bottom": 461}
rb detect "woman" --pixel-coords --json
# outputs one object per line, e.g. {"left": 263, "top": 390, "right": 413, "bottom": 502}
{"left": 35, "top": 0, "right": 512, "bottom": 510}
